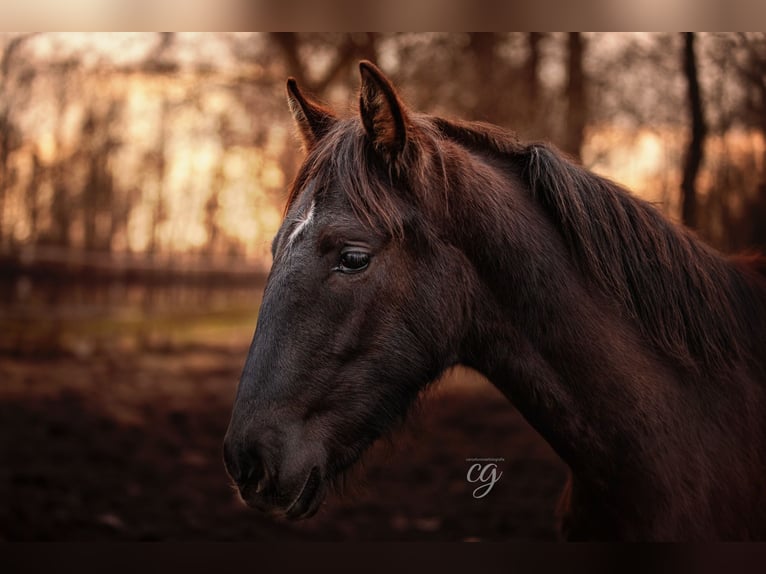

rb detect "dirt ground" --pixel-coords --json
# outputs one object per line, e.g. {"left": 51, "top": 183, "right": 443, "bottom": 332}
{"left": 0, "top": 343, "right": 568, "bottom": 541}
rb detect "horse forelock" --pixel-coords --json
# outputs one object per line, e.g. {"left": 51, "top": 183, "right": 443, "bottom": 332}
{"left": 285, "top": 115, "right": 457, "bottom": 242}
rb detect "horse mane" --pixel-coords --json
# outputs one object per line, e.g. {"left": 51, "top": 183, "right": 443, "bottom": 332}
{"left": 527, "top": 144, "right": 762, "bottom": 371}
{"left": 289, "top": 111, "right": 764, "bottom": 373}
{"left": 435, "top": 117, "right": 765, "bottom": 373}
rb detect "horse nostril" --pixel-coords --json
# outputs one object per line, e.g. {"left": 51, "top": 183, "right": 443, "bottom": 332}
{"left": 224, "top": 440, "right": 268, "bottom": 494}
{"left": 242, "top": 450, "right": 264, "bottom": 484}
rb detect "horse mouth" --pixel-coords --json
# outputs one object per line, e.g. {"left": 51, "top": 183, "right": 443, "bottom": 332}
{"left": 284, "top": 465, "right": 323, "bottom": 520}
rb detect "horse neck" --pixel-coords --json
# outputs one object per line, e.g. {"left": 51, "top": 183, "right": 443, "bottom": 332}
{"left": 433, "top": 143, "right": 766, "bottom": 537}
{"left": 445, "top": 154, "right": 698, "bottom": 489}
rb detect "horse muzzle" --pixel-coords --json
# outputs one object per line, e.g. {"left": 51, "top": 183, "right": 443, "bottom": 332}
{"left": 223, "top": 431, "right": 326, "bottom": 520}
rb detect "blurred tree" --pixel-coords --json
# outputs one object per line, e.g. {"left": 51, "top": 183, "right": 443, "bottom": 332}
{"left": 467, "top": 33, "right": 506, "bottom": 125}
{"left": 524, "top": 33, "right": 544, "bottom": 122}
{"left": 563, "top": 33, "right": 587, "bottom": 161}
{"left": 1, "top": 32, "right": 765, "bottom": 269}
{"left": 146, "top": 32, "right": 177, "bottom": 74}
{"left": 205, "top": 166, "right": 223, "bottom": 260}
{"left": 82, "top": 107, "right": 121, "bottom": 252}
{"left": 0, "top": 34, "right": 37, "bottom": 249}
{"left": 730, "top": 34, "right": 766, "bottom": 247}
{"left": 25, "top": 154, "right": 43, "bottom": 243}
{"left": 680, "top": 32, "right": 707, "bottom": 230}
{"left": 726, "top": 34, "right": 766, "bottom": 152}
{"left": 49, "top": 174, "right": 71, "bottom": 247}
{"left": 388, "top": 33, "right": 551, "bottom": 141}
{"left": 147, "top": 101, "right": 169, "bottom": 259}
{"left": 271, "top": 33, "right": 378, "bottom": 98}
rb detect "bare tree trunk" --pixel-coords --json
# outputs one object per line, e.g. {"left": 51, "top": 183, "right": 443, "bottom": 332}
{"left": 525, "top": 33, "right": 543, "bottom": 102}
{"left": 681, "top": 32, "right": 707, "bottom": 229}
{"left": 468, "top": 33, "right": 503, "bottom": 124}
{"left": 563, "top": 33, "right": 587, "bottom": 162}
{"left": 271, "top": 33, "right": 307, "bottom": 87}
{"left": 149, "top": 101, "right": 169, "bottom": 258}
{"left": 520, "top": 33, "right": 545, "bottom": 133}
{"left": 355, "top": 33, "right": 378, "bottom": 63}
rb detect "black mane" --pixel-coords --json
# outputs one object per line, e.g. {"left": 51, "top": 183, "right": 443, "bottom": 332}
{"left": 437, "top": 117, "right": 766, "bottom": 372}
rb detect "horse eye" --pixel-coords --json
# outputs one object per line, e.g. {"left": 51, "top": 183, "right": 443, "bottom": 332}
{"left": 338, "top": 250, "right": 370, "bottom": 273}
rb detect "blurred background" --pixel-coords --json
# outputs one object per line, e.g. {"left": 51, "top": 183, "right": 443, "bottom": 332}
{"left": 1, "top": 32, "right": 765, "bottom": 540}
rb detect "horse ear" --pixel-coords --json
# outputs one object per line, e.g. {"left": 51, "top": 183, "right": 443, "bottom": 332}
{"left": 286, "top": 78, "right": 336, "bottom": 151}
{"left": 358, "top": 60, "right": 408, "bottom": 159}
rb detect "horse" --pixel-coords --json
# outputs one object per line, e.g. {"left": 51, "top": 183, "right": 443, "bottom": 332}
{"left": 223, "top": 61, "right": 766, "bottom": 540}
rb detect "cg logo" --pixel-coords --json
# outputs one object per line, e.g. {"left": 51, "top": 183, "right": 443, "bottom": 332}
{"left": 465, "top": 457, "right": 504, "bottom": 499}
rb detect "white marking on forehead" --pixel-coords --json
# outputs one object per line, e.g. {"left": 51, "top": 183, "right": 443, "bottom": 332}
{"left": 286, "top": 200, "right": 315, "bottom": 249}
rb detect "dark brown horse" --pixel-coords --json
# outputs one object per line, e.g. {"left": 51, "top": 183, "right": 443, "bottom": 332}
{"left": 223, "top": 61, "right": 766, "bottom": 540}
